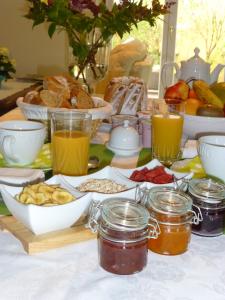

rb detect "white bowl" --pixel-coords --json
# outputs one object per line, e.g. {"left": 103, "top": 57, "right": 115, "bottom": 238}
{"left": 58, "top": 166, "right": 138, "bottom": 195}
{"left": 183, "top": 114, "right": 225, "bottom": 139}
{"left": 198, "top": 135, "right": 225, "bottom": 183}
{"left": 0, "top": 176, "right": 92, "bottom": 235}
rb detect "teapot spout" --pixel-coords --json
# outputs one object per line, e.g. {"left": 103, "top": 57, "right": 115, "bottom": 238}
{"left": 210, "top": 64, "right": 225, "bottom": 84}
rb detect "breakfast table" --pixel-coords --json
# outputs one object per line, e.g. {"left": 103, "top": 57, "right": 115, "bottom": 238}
{"left": 0, "top": 108, "right": 225, "bottom": 300}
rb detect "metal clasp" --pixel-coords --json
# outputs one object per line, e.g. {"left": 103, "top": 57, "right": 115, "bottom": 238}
{"left": 135, "top": 185, "right": 150, "bottom": 206}
{"left": 148, "top": 217, "right": 161, "bottom": 239}
{"left": 173, "top": 178, "right": 191, "bottom": 192}
{"left": 86, "top": 200, "right": 102, "bottom": 232}
{"left": 190, "top": 204, "right": 203, "bottom": 225}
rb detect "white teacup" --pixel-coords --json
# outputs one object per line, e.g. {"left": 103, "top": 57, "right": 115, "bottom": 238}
{"left": 0, "top": 120, "right": 46, "bottom": 166}
{"left": 198, "top": 135, "right": 225, "bottom": 183}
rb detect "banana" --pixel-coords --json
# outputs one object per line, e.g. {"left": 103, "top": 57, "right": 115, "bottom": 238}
{"left": 38, "top": 184, "right": 58, "bottom": 194}
{"left": 210, "top": 82, "right": 225, "bottom": 104}
{"left": 18, "top": 192, "right": 35, "bottom": 204}
{"left": 52, "top": 190, "right": 74, "bottom": 204}
{"left": 35, "top": 192, "right": 52, "bottom": 205}
{"left": 193, "top": 80, "right": 224, "bottom": 109}
{"left": 22, "top": 187, "right": 37, "bottom": 199}
{"left": 16, "top": 183, "right": 74, "bottom": 206}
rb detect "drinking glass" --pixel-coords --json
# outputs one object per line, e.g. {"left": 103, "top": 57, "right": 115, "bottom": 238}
{"left": 50, "top": 111, "right": 92, "bottom": 176}
{"left": 151, "top": 99, "right": 184, "bottom": 166}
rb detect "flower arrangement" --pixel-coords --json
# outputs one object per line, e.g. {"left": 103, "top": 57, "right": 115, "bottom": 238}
{"left": 25, "top": 0, "right": 174, "bottom": 91}
{"left": 0, "top": 47, "right": 16, "bottom": 82}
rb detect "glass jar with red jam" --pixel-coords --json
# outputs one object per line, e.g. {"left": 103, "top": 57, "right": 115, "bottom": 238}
{"left": 139, "top": 186, "right": 199, "bottom": 255}
{"left": 88, "top": 197, "right": 158, "bottom": 275}
{"left": 188, "top": 179, "right": 225, "bottom": 237}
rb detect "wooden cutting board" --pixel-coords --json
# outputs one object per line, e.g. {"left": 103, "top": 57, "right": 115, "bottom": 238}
{"left": 0, "top": 216, "right": 96, "bottom": 254}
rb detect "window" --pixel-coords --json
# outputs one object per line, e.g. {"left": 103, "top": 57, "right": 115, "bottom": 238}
{"left": 112, "top": 0, "right": 225, "bottom": 98}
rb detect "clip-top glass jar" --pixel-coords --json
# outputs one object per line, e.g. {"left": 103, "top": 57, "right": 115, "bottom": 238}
{"left": 88, "top": 197, "right": 158, "bottom": 275}
{"left": 138, "top": 186, "right": 199, "bottom": 255}
{"left": 188, "top": 179, "right": 225, "bottom": 237}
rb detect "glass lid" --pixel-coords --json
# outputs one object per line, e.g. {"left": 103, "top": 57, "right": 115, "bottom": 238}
{"left": 148, "top": 187, "right": 192, "bottom": 215}
{"left": 101, "top": 198, "right": 150, "bottom": 231}
{"left": 188, "top": 179, "right": 225, "bottom": 203}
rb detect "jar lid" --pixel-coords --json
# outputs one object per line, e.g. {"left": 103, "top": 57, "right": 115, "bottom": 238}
{"left": 188, "top": 179, "right": 225, "bottom": 204}
{"left": 101, "top": 198, "right": 150, "bottom": 231}
{"left": 147, "top": 187, "right": 192, "bottom": 215}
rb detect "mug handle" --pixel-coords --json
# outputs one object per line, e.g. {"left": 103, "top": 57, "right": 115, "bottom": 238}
{"left": 0, "top": 135, "right": 19, "bottom": 163}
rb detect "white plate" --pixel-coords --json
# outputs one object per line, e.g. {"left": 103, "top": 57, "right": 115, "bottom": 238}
{"left": 112, "top": 159, "right": 193, "bottom": 189}
{"left": 106, "top": 142, "right": 142, "bottom": 156}
{"left": 57, "top": 166, "right": 138, "bottom": 195}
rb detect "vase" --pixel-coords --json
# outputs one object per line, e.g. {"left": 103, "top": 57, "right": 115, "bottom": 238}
{"left": 68, "top": 30, "right": 111, "bottom": 94}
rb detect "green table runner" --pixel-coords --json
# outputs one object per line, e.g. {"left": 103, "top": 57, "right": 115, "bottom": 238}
{"left": 0, "top": 199, "right": 10, "bottom": 215}
{"left": 0, "top": 144, "right": 152, "bottom": 172}
{"left": 0, "top": 144, "right": 152, "bottom": 216}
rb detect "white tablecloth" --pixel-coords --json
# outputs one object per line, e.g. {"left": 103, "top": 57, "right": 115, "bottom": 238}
{"left": 0, "top": 106, "right": 224, "bottom": 300}
{"left": 0, "top": 231, "right": 225, "bottom": 300}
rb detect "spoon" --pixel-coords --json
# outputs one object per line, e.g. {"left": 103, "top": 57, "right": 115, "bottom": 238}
{"left": 88, "top": 156, "right": 100, "bottom": 169}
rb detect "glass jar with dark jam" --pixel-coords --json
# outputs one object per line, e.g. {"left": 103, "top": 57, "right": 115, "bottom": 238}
{"left": 138, "top": 186, "right": 198, "bottom": 255}
{"left": 188, "top": 179, "right": 225, "bottom": 237}
{"left": 88, "top": 197, "right": 158, "bottom": 275}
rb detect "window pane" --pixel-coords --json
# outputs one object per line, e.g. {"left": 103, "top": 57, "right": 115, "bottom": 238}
{"left": 176, "top": 0, "right": 225, "bottom": 82}
{"left": 111, "top": 1, "right": 165, "bottom": 97}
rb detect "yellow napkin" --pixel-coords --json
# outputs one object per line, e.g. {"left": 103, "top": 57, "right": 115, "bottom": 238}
{"left": 171, "top": 156, "right": 206, "bottom": 178}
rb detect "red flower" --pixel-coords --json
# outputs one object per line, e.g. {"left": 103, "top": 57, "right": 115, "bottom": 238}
{"left": 69, "top": 0, "right": 99, "bottom": 16}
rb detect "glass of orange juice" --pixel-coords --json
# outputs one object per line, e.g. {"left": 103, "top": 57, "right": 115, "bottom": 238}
{"left": 151, "top": 99, "right": 184, "bottom": 166}
{"left": 50, "top": 111, "right": 92, "bottom": 176}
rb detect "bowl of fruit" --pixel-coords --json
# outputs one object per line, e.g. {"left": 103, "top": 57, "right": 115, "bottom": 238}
{"left": 164, "top": 80, "right": 225, "bottom": 139}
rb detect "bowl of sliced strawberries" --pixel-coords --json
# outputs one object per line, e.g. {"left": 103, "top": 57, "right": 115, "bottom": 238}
{"left": 113, "top": 159, "right": 193, "bottom": 189}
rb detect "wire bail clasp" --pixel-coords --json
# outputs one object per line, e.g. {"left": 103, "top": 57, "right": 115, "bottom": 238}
{"left": 87, "top": 200, "right": 102, "bottom": 232}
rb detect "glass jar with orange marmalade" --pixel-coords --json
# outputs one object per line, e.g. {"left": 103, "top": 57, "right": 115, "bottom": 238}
{"left": 139, "top": 187, "right": 200, "bottom": 255}
{"left": 88, "top": 197, "right": 158, "bottom": 275}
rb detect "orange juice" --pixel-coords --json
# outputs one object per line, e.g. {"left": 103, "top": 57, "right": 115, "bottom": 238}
{"left": 152, "top": 113, "right": 183, "bottom": 165}
{"left": 52, "top": 130, "right": 90, "bottom": 176}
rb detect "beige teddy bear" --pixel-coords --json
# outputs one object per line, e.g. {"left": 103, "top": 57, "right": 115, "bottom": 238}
{"left": 95, "top": 38, "right": 153, "bottom": 94}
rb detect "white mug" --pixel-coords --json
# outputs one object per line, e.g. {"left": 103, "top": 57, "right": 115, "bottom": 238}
{"left": 198, "top": 135, "right": 225, "bottom": 183}
{"left": 0, "top": 120, "right": 46, "bottom": 166}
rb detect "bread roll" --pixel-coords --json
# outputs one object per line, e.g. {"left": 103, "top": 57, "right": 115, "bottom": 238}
{"left": 43, "top": 76, "right": 70, "bottom": 101}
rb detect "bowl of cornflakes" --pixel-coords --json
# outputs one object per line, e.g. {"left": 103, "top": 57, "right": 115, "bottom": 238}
{"left": 0, "top": 178, "right": 92, "bottom": 235}
{"left": 17, "top": 75, "right": 112, "bottom": 138}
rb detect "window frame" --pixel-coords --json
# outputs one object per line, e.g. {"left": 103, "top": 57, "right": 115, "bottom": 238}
{"left": 159, "top": 0, "right": 178, "bottom": 97}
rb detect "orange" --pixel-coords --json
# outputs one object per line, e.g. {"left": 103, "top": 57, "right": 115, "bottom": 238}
{"left": 184, "top": 98, "right": 204, "bottom": 115}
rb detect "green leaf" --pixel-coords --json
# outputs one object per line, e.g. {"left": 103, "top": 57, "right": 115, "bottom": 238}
{"left": 48, "top": 23, "right": 56, "bottom": 38}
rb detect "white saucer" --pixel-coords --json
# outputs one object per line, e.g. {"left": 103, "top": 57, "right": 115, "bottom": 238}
{"left": 106, "top": 142, "right": 142, "bottom": 156}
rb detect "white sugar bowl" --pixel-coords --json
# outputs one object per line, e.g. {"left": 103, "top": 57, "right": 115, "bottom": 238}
{"left": 106, "top": 120, "right": 142, "bottom": 156}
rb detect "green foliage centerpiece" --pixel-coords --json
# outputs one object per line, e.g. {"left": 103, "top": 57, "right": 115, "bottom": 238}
{"left": 25, "top": 0, "right": 173, "bottom": 92}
